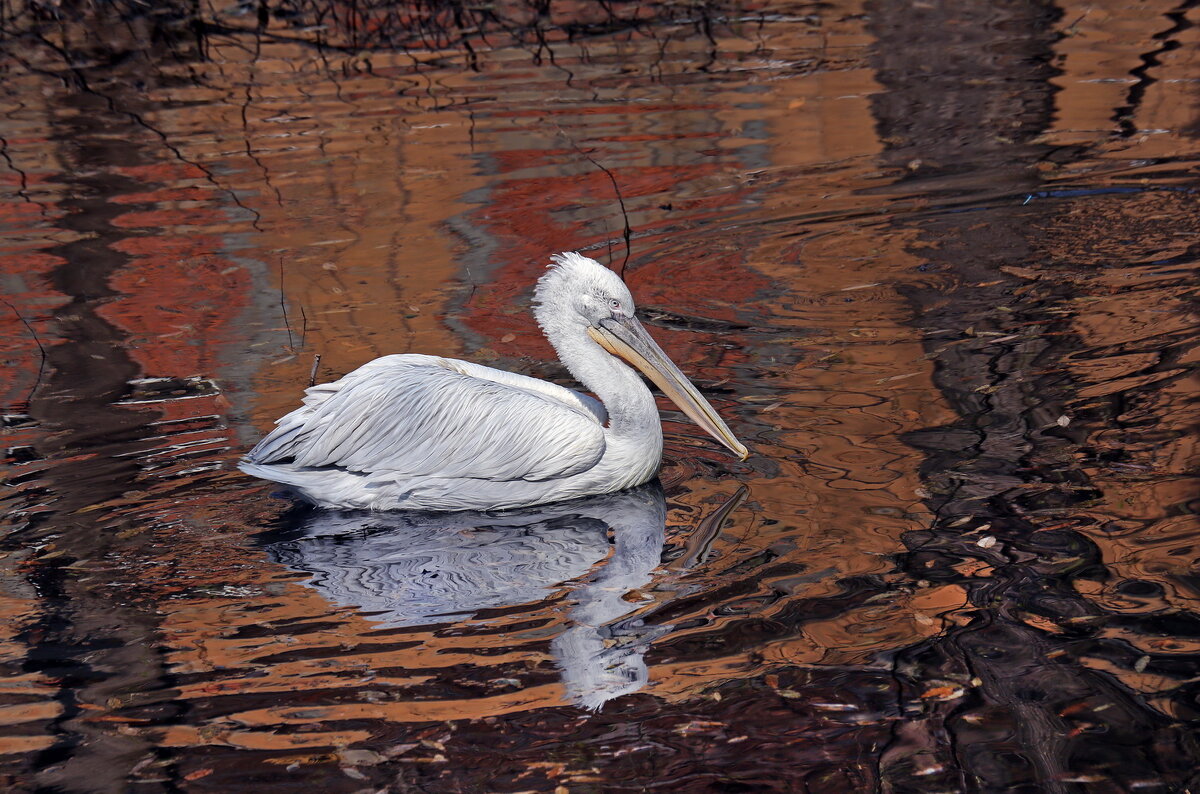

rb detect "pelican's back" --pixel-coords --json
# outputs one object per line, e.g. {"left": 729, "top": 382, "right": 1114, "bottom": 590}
{"left": 244, "top": 354, "right": 608, "bottom": 487}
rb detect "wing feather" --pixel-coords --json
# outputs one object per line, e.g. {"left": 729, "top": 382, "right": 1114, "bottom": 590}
{"left": 247, "top": 356, "right": 606, "bottom": 482}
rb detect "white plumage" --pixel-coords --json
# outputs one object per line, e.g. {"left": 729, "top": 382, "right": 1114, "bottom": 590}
{"left": 240, "top": 252, "right": 746, "bottom": 510}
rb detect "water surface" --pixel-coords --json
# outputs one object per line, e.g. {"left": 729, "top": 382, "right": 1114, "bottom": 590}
{"left": 0, "top": 1, "right": 1197, "bottom": 791}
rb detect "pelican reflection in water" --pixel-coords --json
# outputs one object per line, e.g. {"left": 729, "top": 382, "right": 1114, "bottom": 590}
{"left": 262, "top": 483, "right": 673, "bottom": 710}
{"left": 241, "top": 252, "right": 746, "bottom": 510}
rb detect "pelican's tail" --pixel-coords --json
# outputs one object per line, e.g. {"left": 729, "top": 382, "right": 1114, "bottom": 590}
{"left": 243, "top": 424, "right": 302, "bottom": 465}
{"left": 238, "top": 460, "right": 386, "bottom": 509}
{"left": 242, "top": 373, "right": 348, "bottom": 464}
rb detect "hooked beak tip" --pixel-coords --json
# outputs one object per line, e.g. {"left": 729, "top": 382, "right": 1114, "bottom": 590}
{"left": 728, "top": 439, "right": 749, "bottom": 461}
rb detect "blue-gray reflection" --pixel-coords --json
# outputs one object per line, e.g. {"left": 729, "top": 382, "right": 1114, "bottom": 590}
{"left": 261, "top": 482, "right": 669, "bottom": 710}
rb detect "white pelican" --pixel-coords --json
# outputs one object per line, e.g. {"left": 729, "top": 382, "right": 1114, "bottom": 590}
{"left": 240, "top": 252, "right": 747, "bottom": 510}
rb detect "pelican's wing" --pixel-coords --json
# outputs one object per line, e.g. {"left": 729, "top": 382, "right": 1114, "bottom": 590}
{"left": 246, "top": 355, "right": 606, "bottom": 482}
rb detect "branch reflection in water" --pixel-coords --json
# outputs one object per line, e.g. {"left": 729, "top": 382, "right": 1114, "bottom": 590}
{"left": 257, "top": 481, "right": 712, "bottom": 710}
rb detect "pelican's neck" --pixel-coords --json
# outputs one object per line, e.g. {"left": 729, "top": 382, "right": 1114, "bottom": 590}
{"left": 544, "top": 323, "right": 660, "bottom": 439}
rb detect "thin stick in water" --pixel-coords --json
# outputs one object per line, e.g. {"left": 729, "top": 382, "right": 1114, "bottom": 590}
{"left": 3, "top": 300, "right": 46, "bottom": 406}
{"left": 278, "top": 258, "right": 294, "bottom": 351}
{"left": 554, "top": 124, "right": 632, "bottom": 278}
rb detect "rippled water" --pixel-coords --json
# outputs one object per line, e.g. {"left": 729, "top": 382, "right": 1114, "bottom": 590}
{"left": 1, "top": 1, "right": 1197, "bottom": 791}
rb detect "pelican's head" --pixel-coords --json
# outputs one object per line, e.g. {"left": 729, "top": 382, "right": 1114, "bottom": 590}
{"left": 534, "top": 252, "right": 749, "bottom": 460}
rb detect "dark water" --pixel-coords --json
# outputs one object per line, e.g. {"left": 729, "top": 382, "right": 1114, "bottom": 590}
{"left": 1, "top": 1, "right": 1198, "bottom": 791}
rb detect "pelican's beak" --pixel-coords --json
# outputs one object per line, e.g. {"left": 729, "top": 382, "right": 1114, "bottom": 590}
{"left": 588, "top": 316, "right": 749, "bottom": 460}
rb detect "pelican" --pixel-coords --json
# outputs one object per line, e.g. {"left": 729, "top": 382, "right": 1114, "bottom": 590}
{"left": 240, "top": 252, "right": 747, "bottom": 510}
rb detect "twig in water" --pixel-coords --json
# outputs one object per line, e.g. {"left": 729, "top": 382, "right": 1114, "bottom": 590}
{"left": 299, "top": 304, "right": 308, "bottom": 350}
{"left": 4, "top": 300, "right": 46, "bottom": 405}
{"left": 278, "top": 258, "right": 294, "bottom": 351}
{"left": 309, "top": 354, "right": 321, "bottom": 387}
{"left": 603, "top": 216, "right": 614, "bottom": 267}
{"left": 554, "top": 123, "right": 632, "bottom": 278}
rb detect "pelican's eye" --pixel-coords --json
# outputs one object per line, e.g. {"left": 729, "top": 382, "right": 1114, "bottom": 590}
{"left": 609, "top": 298, "right": 622, "bottom": 311}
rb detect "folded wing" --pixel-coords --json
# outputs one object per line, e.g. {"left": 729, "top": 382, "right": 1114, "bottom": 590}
{"left": 246, "top": 356, "right": 606, "bottom": 482}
